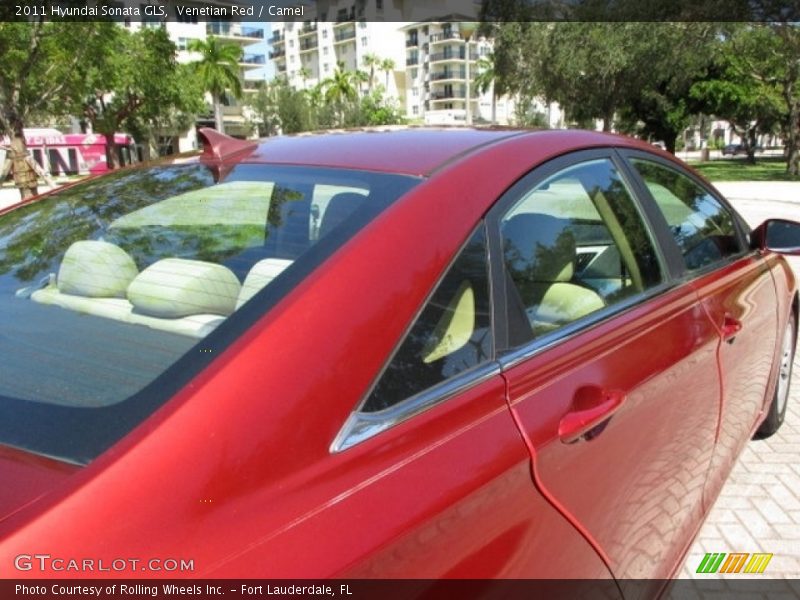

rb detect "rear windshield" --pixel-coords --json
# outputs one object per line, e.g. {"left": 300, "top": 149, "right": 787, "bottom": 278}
{"left": 0, "top": 162, "right": 418, "bottom": 464}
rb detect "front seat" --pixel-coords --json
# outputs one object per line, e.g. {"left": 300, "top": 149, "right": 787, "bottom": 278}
{"left": 502, "top": 213, "right": 605, "bottom": 335}
{"left": 318, "top": 192, "right": 368, "bottom": 238}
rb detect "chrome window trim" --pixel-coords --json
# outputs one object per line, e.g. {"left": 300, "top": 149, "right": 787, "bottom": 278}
{"left": 498, "top": 281, "right": 675, "bottom": 372}
{"left": 330, "top": 361, "right": 501, "bottom": 453}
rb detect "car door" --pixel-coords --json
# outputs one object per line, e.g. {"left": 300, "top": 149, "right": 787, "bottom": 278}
{"left": 487, "top": 151, "right": 721, "bottom": 591}
{"left": 623, "top": 154, "right": 779, "bottom": 502}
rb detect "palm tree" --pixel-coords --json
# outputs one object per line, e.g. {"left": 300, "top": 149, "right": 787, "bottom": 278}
{"left": 187, "top": 36, "right": 243, "bottom": 133}
{"left": 380, "top": 58, "right": 396, "bottom": 92}
{"left": 474, "top": 52, "right": 502, "bottom": 125}
{"left": 362, "top": 53, "right": 381, "bottom": 92}
{"left": 322, "top": 63, "right": 359, "bottom": 125}
{"left": 306, "top": 83, "right": 324, "bottom": 108}
{"left": 298, "top": 66, "right": 311, "bottom": 89}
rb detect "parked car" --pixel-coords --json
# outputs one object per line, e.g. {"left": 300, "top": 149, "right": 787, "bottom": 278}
{"left": 0, "top": 128, "right": 797, "bottom": 591}
{"left": 722, "top": 143, "right": 764, "bottom": 156}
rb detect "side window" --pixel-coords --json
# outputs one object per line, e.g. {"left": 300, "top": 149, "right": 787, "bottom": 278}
{"left": 500, "top": 159, "right": 662, "bottom": 343}
{"left": 630, "top": 159, "right": 743, "bottom": 271}
{"left": 363, "top": 228, "right": 492, "bottom": 412}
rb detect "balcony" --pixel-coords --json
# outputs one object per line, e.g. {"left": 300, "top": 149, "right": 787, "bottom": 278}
{"left": 242, "top": 80, "right": 264, "bottom": 93}
{"left": 271, "top": 31, "right": 284, "bottom": 43}
{"left": 269, "top": 48, "right": 285, "bottom": 59}
{"left": 429, "top": 31, "right": 463, "bottom": 44}
{"left": 430, "top": 69, "right": 466, "bottom": 81}
{"left": 299, "top": 22, "right": 317, "bottom": 36}
{"left": 335, "top": 9, "right": 355, "bottom": 23}
{"left": 299, "top": 38, "right": 319, "bottom": 52}
{"left": 429, "top": 50, "right": 478, "bottom": 63}
{"left": 206, "top": 23, "right": 264, "bottom": 41}
{"left": 406, "top": 38, "right": 418, "bottom": 47}
{"left": 430, "top": 90, "right": 466, "bottom": 100}
{"left": 334, "top": 27, "right": 356, "bottom": 43}
{"left": 240, "top": 54, "right": 266, "bottom": 66}
{"left": 406, "top": 56, "right": 419, "bottom": 66}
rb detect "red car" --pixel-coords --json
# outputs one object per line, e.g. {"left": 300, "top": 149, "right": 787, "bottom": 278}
{"left": 0, "top": 128, "right": 797, "bottom": 589}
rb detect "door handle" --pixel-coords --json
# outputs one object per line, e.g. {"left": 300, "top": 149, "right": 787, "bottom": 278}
{"left": 722, "top": 313, "right": 742, "bottom": 343}
{"left": 559, "top": 386, "right": 626, "bottom": 444}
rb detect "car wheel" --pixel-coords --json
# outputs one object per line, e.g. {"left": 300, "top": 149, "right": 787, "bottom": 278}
{"left": 756, "top": 312, "right": 796, "bottom": 438}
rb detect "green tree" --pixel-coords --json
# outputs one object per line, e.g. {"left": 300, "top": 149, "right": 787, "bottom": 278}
{"left": 297, "top": 66, "right": 311, "bottom": 89}
{"left": 125, "top": 64, "right": 205, "bottom": 161}
{"left": 247, "top": 80, "right": 282, "bottom": 136}
{"left": 771, "top": 23, "right": 800, "bottom": 175}
{"left": 322, "top": 63, "right": 359, "bottom": 126}
{"left": 187, "top": 36, "right": 243, "bottom": 134}
{"left": 0, "top": 19, "right": 113, "bottom": 199}
{"left": 488, "top": 22, "right": 716, "bottom": 151}
{"left": 691, "top": 25, "right": 784, "bottom": 164}
{"left": 362, "top": 53, "right": 381, "bottom": 91}
{"left": 380, "top": 58, "right": 396, "bottom": 91}
{"left": 80, "top": 27, "right": 203, "bottom": 168}
{"left": 474, "top": 52, "right": 504, "bottom": 124}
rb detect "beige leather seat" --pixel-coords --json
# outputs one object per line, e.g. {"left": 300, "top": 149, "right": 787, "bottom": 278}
{"left": 502, "top": 213, "right": 605, "bottom": 335}
{"left": 32, "top": 240, "right": 139, "bottom": 322}
{"left": 33, "top": 241, "right": 241, "bottom": 338}
{"left": 236, "top": 258, "right": 293, "bottom": 309}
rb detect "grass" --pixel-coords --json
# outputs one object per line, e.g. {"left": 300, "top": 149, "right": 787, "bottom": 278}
{"left": 689, "top": 156, "right": 800, "bottom": 182}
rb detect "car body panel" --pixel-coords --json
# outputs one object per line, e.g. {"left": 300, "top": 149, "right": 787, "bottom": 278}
{"left": 692, "top": 257, "right": 779, "bottom": 502}
{"left": 0, "top": 447, "right": 77, "bottom": 523}
{"left": 503, "top": 281, "right": 722, "bottom": 581}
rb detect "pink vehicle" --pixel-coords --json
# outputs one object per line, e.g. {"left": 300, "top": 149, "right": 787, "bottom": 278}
{"left": 2, "top": 128, "right": 137, "bottom": 177}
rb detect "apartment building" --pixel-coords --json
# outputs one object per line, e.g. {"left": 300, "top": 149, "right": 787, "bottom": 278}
{"left": 269, "top": 19, "right": 406, "bottom": 101}
{"left": 402, "top": 21, "right": 515, "bottom": 125}
{"left": 268, "top": 0, "right": 490, "bottom": 103}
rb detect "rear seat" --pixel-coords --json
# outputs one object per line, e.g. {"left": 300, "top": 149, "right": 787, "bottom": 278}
{"left": 32, "top": 241, "right": 242, "bottom": 338}
{"left": 236, "top": 258, "right": 293, "bottom": 309}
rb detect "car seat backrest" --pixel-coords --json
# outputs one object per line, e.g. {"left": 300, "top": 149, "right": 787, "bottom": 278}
{"left": 127, "top": 258, "right": 241, "bottom": 319}
{"left": 57, "top": 240, "right": 139, "bottom": 298}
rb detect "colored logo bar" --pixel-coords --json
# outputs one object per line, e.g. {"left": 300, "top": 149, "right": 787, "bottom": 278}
{"left": 696, "top": 552, "right": 773, "bottom": 574}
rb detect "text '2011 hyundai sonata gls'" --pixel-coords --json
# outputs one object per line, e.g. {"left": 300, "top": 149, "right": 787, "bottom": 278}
{"left": 0, "top": 128, "right": 797, "bottom": 589}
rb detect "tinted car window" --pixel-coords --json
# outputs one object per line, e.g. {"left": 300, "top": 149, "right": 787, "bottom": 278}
{"left": 363, "top": 228, "right": 492, "bottom": 412}
{"left": 0, "top": 163, "right": 418, "bottom": 463}
{"left": 631, "top": 159, "right": 743, "bottom": 271}
{"left": 500, "top": 159, "right": 662, "bottom": 342}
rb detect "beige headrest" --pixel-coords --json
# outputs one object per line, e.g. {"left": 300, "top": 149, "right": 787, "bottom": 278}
{"left": 58, "top": 240, "right": 139, "bottom": 298}
{"left": 128, "top": 258, "right": 241, "bottom": 318}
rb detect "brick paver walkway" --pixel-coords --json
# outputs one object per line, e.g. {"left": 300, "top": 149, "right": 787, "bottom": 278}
{"left": 677, "top": 351, "right": 800, "bottom": 580}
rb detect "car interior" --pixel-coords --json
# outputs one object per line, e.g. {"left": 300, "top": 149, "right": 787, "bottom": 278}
{"left": 25, "top": 180, "right": 371, "bottom": 339}
{"left": 501, "top": 168, "right": 656, "bottom": 338}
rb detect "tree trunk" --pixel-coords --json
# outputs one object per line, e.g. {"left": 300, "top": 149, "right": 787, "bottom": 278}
{"left": 9, "top": 120, "right": 38, "bottom": 200}
{"left": 104, "top": 132, "right": 121, "bottom": 169}
{"left": 745, "top": 126, "right": 758, "bottom": 165}
{"left": 214, "top": 95, "right": 225, "bottom": 134}
{"left": 490, "top": 81, "right": 497, "bottom": 125}
{"left": 787, "top": 100, "right": 800, "bottom": 176}
{"left": 665, "top": 132, "right": 678, "bottom": 154}
{"left": 602, "top": 109, "right": 613, "bottom": 132}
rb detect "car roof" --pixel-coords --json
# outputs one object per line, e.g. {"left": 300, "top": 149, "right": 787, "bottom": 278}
{"left": 241, "top": 128, "right": 656, "bottom": 177}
